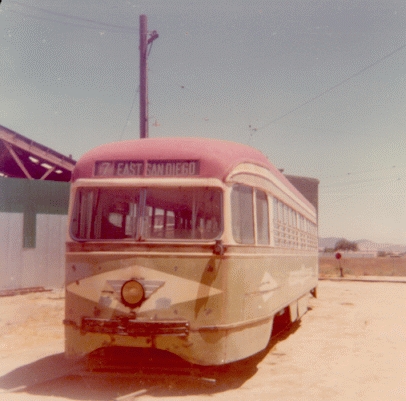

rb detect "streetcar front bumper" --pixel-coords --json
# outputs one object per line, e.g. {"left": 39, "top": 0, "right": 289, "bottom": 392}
{"left": 65, "top": 317, "right": 190, "bottom": 338}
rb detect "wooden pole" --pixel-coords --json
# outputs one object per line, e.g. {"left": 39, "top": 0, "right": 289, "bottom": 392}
{"left": 139, "top": 15, "right": 158, "bottom": 139}
{"left": 139, "top": 14, "right": 148, "bottom": 139}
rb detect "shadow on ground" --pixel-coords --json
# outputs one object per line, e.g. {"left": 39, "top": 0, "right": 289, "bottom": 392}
{"left": 0, "top": 322, "right": 300, "bottom": 400}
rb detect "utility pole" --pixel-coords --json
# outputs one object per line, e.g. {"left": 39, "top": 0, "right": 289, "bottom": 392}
{"left": 139, "top": 15, "right": 158, "bottom": 139}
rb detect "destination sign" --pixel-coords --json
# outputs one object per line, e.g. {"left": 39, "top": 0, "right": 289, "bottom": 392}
{"left": 146, "top": 160, "right": 199, "bottom": 176}
{"left": 95, "top": 161, "right": 144, "bottom": 177}
{"left": 94, "top": 160, "right": 200, "bottom": 177}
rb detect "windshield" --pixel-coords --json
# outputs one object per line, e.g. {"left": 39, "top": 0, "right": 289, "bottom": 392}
{"left": 70, "top": 186, "right": 222, "bottom": 241}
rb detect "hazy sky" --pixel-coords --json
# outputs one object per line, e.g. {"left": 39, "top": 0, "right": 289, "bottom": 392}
{"left": 1, "top": 0, "right": 405, "bottom": 244}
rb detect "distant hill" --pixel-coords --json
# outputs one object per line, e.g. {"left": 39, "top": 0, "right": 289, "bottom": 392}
{"left": 319, "top": 237, "right": 343, "bottom": 250}
{"left": 319, "top": 237, "right": 406, "bottom": 253}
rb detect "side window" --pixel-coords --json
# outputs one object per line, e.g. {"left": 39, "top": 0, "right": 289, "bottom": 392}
{"left": 71, "top": 188, "right": 95, "bottom": 239}
{"left": 273, "top": 198, "right": 283, "bottom": 247}
{"left": 231, "top": 185, "right": 254, "bottom": 244}
{"left": 256, "top": 190, "right": 269, "bottom": 245}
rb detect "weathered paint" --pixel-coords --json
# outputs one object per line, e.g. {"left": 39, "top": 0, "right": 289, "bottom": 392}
{"left": 65, "top": 246, "right": 317, "bottom": 365}
{"left": 65, "top": 138, "right": 318, "bottom": 366}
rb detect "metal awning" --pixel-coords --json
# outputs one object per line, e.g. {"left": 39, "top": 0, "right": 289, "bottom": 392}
{"left": 0, "top": 125, "right": 76, "bottom": 182}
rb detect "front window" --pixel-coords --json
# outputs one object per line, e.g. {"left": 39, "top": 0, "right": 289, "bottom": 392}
{"left": 71, "top": 186, "right": 222, "bottom": 241}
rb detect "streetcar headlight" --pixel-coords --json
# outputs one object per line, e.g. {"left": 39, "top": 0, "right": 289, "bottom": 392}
{"left": 121, "top": 280, "right": 144, "bottom": 307}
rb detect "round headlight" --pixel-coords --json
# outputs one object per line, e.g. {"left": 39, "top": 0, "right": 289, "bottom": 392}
{"left": 121, "top": 280, "right": 144, "bottom": 308}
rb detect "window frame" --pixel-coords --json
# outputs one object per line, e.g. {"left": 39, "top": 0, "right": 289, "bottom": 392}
{"left": 230, "top": 184, "right": 271, "bottom": 246}
{"left": 230, "top": 184, "right": 255, "bottom": 244}
{"left": 70, "top": 185, "right": 223, "bottom": 242}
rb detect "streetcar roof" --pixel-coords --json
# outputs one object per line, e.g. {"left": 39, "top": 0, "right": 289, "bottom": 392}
{"left": 72, "top": 137, "right": 313, "bottom": 209}
{"left": 72, "top": 137, "right": 273, "bottom": 179}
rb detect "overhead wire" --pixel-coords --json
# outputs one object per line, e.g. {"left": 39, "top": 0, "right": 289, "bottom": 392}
{"left": 254, "top": 41, "right": 406, "bottom": 131}
{"left": 323, "top": 178, "right": 405, "bottom": 206}
{"left": 6, "top": 0, "right": 406, "bottom": 177}
{"left": 7, "top": 1, "right": 138, "bottom": 34}
{"left": 320, "top": 165, "right": 404, "bottom": 182}
{"left": 318, "top": 163, "right": 405, "bottom": 207}
{"left": 322, "top": 168, "right": 397, "bottom": 180}
{"left": 322, "top": 175, "right": 403, "bottom": 191}
{"left": 120, "top": 86, "right": 140, "bottom": 141}
{"left": 7, "top": 1, "right": 142, "bottom": 141}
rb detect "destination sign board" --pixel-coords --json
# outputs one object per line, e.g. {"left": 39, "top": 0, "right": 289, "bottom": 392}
{"left": 95, "top": 161, "right": 144, "bottom": 177}
{"left": 94, "top": 160, "right": 199, "bottom": 177}
{"left": 146, "top": 160, "right": 199, "bottom": 176}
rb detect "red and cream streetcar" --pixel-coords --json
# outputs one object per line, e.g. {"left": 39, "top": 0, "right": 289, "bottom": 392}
{"left": 64, "top": 137, "right": 318, "bottom": 366}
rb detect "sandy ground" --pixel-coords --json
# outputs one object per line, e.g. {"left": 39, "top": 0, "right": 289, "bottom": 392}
{"left": 0, "top": 280, "right": 405, "bottom": 401}
{"left": 319, "top": 256, "right": 406, "bottom": 277}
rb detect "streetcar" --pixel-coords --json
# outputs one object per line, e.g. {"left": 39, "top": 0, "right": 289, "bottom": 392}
{"left": 64, "top": 137, "right": 318, "bottom": 366}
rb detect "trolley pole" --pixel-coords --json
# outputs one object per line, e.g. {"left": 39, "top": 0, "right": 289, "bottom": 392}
{"left": 139, "top": 15, "right": 158, "bottom": 139}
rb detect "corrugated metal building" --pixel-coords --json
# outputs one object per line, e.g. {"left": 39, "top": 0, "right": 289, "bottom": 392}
{"left": 0, "top": 125, "right": 75, "bottom": 291}
{"left": 0, "top": 178, "right": 70, "bottom": 290}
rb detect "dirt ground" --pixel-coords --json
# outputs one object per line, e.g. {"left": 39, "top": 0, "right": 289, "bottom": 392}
{"left": 0, "top": 280, "right": 405, "bottom": 401}
{"left": 319, "top": 256, "right": 406, "bottom": 277}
